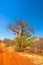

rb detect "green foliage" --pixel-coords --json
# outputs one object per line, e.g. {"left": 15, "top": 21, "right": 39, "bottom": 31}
{"left": 30, "top": 37, "right": 37, "bottom": 42}
{"left": 5, "top": 43, "right": 10, "bottom": 47}
{"left": 22, "top": 34, "right": 37, "bottom": 48}
{"left": 22, "top": 34, "right": 31, "bottom": 47}
{"left": 14, "top": 33, "right": 37, "bottom": 51}
{"left": 14, "top": 38, "right": 24, "bottom": 51}
{"left": 22, "top": 33, "right": 32, "bottom": 40}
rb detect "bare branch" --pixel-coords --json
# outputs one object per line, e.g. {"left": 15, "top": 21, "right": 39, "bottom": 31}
{"left": 28, "top": 27, "right": 34, "bottom": 33}
{"left": 8, "top": 24, "right": 19, "bottom": 33}
{"left": 8, "top": 20, "right": 34, "bottom": 38}
{"left": 16, "top": 20, "right": 28, "bottom": 27}
{"left": 22, "top": 27, "right": 34, "bottom": 33}
{"left": 19, "top": 20, "right": 28, "bottom": 27}
{"left": 15, "top": 25, "right": 20, "bottom": 31}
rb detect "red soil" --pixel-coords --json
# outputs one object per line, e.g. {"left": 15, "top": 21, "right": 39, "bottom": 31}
{"left": 0, "top": 43, "right": 35, "bottom": 65}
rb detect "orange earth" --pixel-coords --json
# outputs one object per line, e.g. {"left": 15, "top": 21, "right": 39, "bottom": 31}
{"left": 0, "top": 43, "right": 35, "bottom": 65}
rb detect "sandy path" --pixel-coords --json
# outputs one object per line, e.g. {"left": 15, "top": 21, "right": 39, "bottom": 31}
{"left": 0, "top": 43, "right": 35, "bottom": 65}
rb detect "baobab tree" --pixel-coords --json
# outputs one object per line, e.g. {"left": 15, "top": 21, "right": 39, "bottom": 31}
{"left": 8, "top": 20, "right": 34, "bottom": 51}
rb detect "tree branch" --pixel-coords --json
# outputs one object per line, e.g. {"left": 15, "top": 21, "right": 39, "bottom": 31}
{"left": 8, "top": 24, "right": 19, "bottom": 33}
{"left": 23, "top": 27, "right": 34, "bottom": 33}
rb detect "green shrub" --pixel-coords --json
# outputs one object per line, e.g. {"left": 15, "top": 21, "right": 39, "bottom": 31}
{"left": 5, "top": 43, "right": 10, "bottom": 47}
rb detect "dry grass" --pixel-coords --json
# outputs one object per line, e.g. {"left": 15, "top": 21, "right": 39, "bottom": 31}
{"left": 19, "top": 52, "right": 43, "bottom": 65}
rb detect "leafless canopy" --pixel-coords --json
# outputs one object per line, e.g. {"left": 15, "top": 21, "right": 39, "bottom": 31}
{"left": 8, "top": 20, "right": 34, "bottom": 35}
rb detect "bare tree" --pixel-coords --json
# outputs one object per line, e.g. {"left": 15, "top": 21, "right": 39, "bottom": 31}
{"left": 8, "top": 20, "right": 34, "bottom": 51}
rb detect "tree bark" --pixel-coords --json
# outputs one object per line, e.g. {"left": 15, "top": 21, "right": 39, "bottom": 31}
{"left": 17, "top": 29, "right": 23, "bottom": 51}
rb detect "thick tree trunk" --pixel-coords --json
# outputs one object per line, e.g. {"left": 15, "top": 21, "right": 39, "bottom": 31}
{"left": 17, "top": 29, "right": 23, "bottom": 51}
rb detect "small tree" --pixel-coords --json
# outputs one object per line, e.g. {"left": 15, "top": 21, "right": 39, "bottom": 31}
{"left": 22, "top": 34, "right": 37, "bottom": 48}
{"left": 8, "top": 20, "right": 34, "bottom": 51}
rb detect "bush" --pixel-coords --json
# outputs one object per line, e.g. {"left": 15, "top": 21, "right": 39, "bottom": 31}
{"left": 5, "top": 43, "right": 10, "bottom": 47}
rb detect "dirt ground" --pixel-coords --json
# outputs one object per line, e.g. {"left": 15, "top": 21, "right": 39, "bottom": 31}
{"left": 0, "top": 43, "right": 35, "bottom": 65}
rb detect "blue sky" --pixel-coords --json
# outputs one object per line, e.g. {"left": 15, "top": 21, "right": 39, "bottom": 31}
{"left": 0, "top": 0, "right": 43, "bottom": 40}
